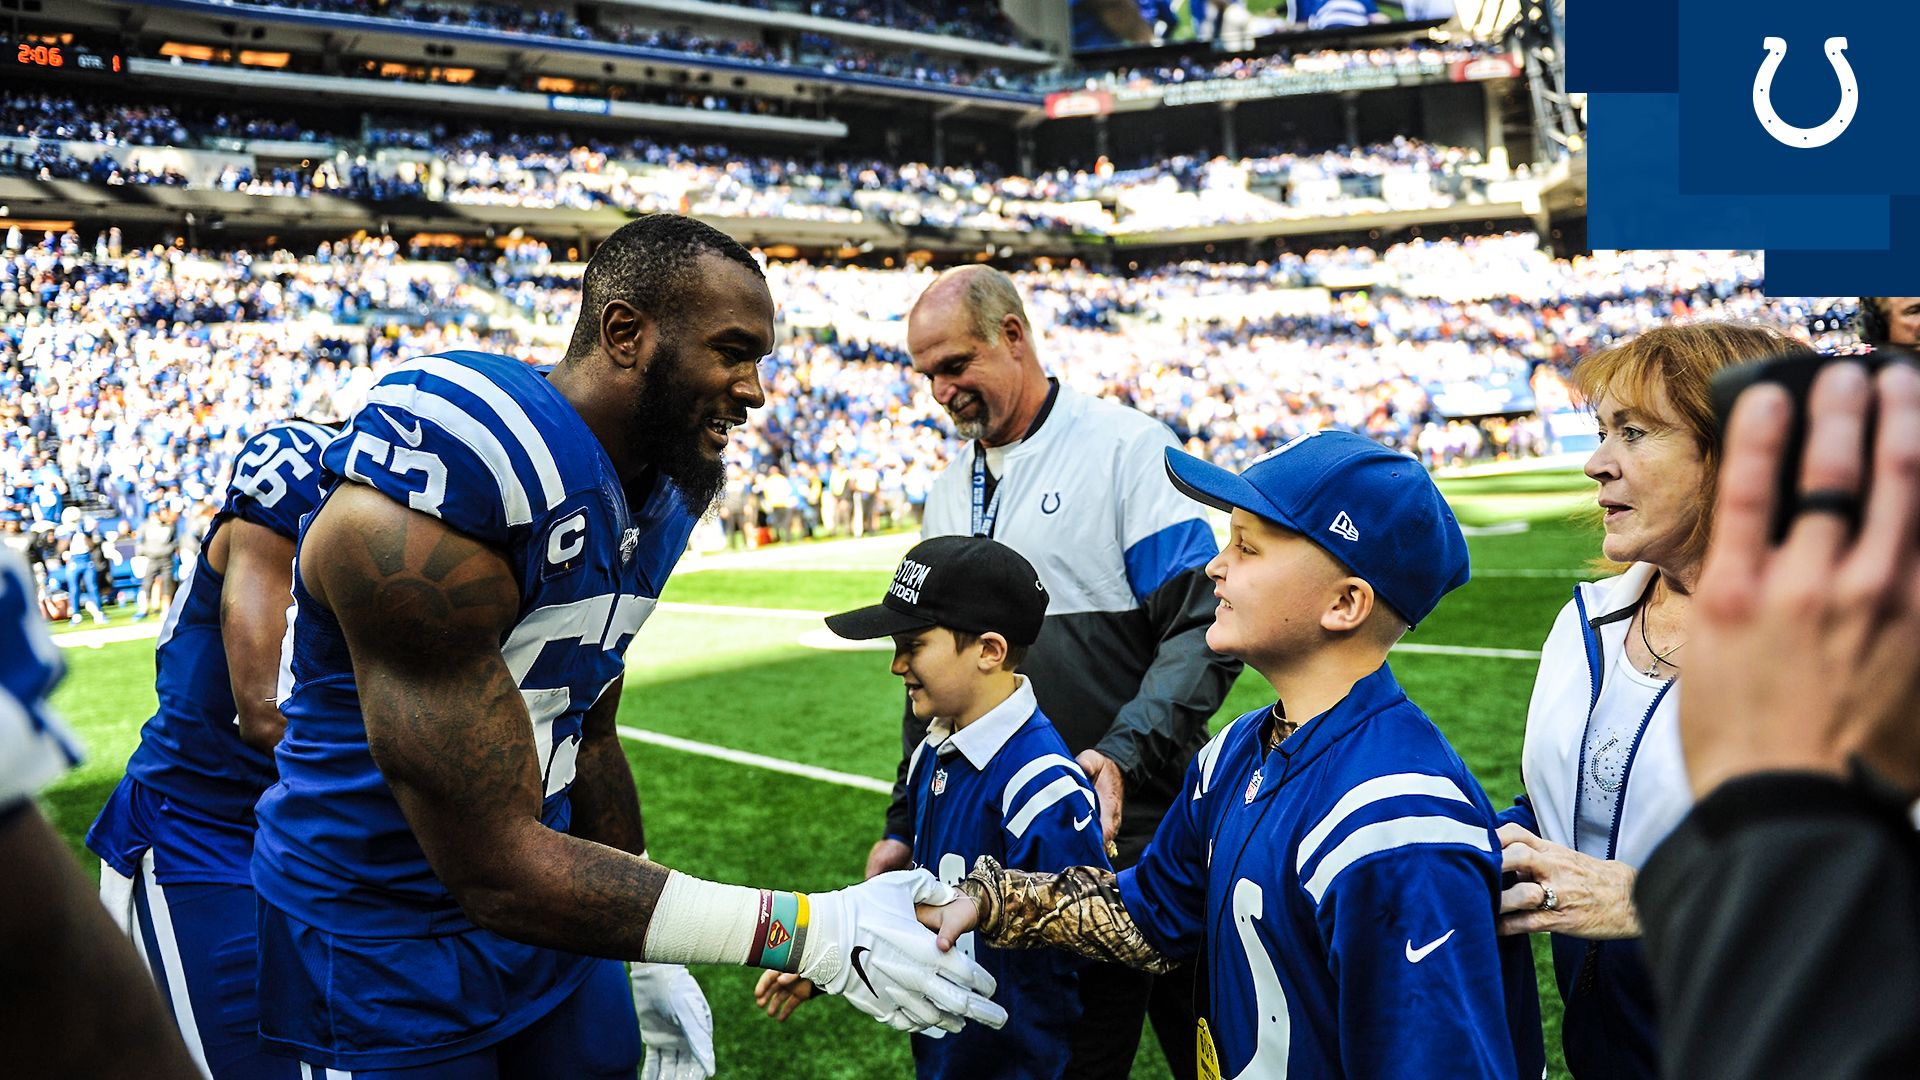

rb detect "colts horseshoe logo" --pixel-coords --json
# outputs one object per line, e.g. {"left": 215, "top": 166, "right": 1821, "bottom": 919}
{"left": 1752, "top": 36, "right": 1858, "bottom": 149}
{"left": 1039, "top": 492, "right": 1063, "bottom": 514}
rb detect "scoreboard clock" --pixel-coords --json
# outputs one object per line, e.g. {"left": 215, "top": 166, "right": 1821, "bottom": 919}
{"left": 10, "top": 34, "right": 126, "bottom": 75}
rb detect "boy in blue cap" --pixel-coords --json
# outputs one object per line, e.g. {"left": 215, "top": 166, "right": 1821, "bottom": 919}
{"left": 919, "top": 431, "right": 1546, "bottom": 1080}
{"left": 755, "top": 535, "right": 1111, "bottom": 1080}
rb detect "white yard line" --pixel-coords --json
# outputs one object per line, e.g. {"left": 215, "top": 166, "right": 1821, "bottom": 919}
{"left": 53, "top": 623, "right": 161, "bottom": 649}
{"left": 655, "top": 601, "right": 826, "bottom": 621}
{"left": 1394, "top": 643, "right": 1542, "bottom": 660}
{"left": 615, "top": 726, "right": 892, "bottom": 794}
{"left": 58, "top": 602, "right": 1546, "bottom": 662}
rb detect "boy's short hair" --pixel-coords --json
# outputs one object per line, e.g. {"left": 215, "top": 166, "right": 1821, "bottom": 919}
{"left": 948, "top": 628, "right": 1028, "bottom": 673}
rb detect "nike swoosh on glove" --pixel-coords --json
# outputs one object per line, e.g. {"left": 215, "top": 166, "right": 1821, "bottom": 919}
{"left": 799, "top": 868, "right": 1009, "bottom": 1034}
{"left": 631, "top": 962, "right": 716, "bottom": 1080}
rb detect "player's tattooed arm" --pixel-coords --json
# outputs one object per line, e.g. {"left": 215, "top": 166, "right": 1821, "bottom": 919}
{"left": 958, "top": 856, "right": 1177, "bottom": 973}
{"left": 301, "top": 482, "right": 672, "bottom": 957}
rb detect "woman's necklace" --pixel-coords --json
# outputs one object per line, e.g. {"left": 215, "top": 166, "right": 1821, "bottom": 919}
{"left": 1638, "top": 600, "right": 1684, "bottom": 678}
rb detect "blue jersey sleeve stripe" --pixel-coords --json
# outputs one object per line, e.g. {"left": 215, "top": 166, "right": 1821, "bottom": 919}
{"left": 404, "top": 356, "right": 567, "bottom": 513}
{"left": 1005, "top": 775, "right": 1097, "bottom": 839}
{"left": 1296, "top": 772, "right": 1473, "bottom": 872}
{"left": 1301, "top": 815, "right": 1491, "bottom": 903}
{"left": 999, "top": 753, "right": 1086, "bottom": 815}
{"left": 363, "top": 384, "right": 534, "bottom": 526}
{"left": 1122, "top": 518, "right": 1217, "bottom": 602}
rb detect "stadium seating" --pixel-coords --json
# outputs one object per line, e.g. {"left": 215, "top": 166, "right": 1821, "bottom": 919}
{"left": 0, "top": 226, "right": 1851, "bottom": 585}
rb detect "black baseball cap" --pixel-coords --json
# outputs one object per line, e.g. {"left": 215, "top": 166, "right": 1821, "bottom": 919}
{"left": 825, "top": 536, "right": 1048, "bottom": 645}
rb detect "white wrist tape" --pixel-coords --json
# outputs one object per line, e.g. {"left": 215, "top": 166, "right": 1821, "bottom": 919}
{"left": 641, "top": 872, "right": 760, "bottom": 966}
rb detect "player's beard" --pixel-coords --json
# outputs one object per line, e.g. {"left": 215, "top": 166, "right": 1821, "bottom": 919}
{"left": 629, "top": 336, "right": 728, "bottom": 517}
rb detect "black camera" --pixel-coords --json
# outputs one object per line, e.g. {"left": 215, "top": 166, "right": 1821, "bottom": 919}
{"left": 1708, "top": 344, "right": 1919, "bottom": 542}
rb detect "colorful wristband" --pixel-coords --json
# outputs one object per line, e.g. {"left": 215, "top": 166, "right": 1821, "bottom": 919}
{"left": 746, "top": 890, "right": 810, "bottom": 972}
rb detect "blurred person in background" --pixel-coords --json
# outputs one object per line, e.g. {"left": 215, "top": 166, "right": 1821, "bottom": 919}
{"left": 0, "top": 547, "right": 203, "bottom": 1079}
{"left": 133, "top": 504, "right": 181, "bottom": 620}
{"left": 57, "top": 509, "right": 107, "bottom": 625}
{"left": 1856, "top": 296, "right": 1920, "bottom": 347}
{"left": 1494, "top": 323, "right": 1800, "bottom": 1079}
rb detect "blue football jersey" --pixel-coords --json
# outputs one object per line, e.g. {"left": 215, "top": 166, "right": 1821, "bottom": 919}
{"left": 0, "top": 548, "right": 79, "bottom": 807}
{"left": 903, "top": 678, "right": 1110, "bottom": 1080}
{"left": 1117, "top": 664, "right": 1545, "bottom": 1080}
{"left": 103, "top": 420, "right": 336, "bottom": 838}
{"left": 250, "top": 351, "right": 696, "bottom": 1067}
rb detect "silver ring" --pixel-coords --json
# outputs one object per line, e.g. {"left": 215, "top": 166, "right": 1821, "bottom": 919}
{"left": 1540, "top": 885, "right": 1559, "bottom": 912}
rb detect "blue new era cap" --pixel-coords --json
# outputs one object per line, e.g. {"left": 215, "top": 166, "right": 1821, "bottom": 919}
{"left": 1164, "top": 431, "right": 1469, "bottom": 628}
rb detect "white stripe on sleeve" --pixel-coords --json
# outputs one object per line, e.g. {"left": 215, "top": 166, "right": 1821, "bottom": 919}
{"left": 408, "top": 356, "right": 567, "bottom": 511}
{"left": 1301, "top": 815, "right": 1492, "bottom": 903}
{"left": 1296, "top": 772, "right": 1472, "bottom": 871}
{"left": 364, "top": 383, "right": 534, "bottom": 526}
{"left": 1006, "top": 775, "right": 1097, "bottom": 839}
{"left": 1000, "top": 753, "right": 1086, "bottom": 815}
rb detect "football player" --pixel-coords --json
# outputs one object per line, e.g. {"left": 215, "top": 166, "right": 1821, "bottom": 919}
{"left": 86, "top": 417, "right": 339, "bottom": 1079}
{"left": 252, "top": 214, "right": 1005, "bottom": 1079}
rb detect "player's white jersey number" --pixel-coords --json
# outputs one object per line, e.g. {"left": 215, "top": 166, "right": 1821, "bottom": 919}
{"left": 342, "top": 430, "right": 448, "bottom": 517}
{"left": 232, "top": 430, "right": 318, "bottom": 509}
{"left": 502, "top": 594, "right": 655, "bottom": 797}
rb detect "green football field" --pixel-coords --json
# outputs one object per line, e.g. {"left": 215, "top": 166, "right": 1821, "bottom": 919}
{"left": 37, "top": 467, "right": 1600, "bottom": 1080}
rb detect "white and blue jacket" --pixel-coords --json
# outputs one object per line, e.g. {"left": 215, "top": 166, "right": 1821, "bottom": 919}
{"left": 1504, "top": 563, "right": 1688, "bottom": 1080}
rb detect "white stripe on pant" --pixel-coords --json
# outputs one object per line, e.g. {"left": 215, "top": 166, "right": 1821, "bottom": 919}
{"left": 99, "top": 852, "right": 213, "bottom": 1079}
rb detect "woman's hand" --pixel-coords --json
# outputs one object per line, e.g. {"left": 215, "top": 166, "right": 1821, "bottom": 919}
{"left": 1496, "top": 823, "right": 1641, "bottom": 939}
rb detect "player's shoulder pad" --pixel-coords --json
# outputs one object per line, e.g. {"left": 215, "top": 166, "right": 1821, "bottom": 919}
{"left": 326, "top": 351, "right": 592, "bottom": 544}
{"left": 225, "top": 419, "right": 342, "bottom": 538}
{"left": 999, "top": 750, "right": 1096, "bottom": 840}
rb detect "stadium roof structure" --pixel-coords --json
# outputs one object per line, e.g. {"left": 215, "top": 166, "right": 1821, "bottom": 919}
{"left": 84, "top": 0, "right": 1049, "bottom": 113}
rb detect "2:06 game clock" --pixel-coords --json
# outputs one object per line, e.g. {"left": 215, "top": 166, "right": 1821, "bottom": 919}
{"left": 12, "top": 35, "right": 124, "bottom": 75}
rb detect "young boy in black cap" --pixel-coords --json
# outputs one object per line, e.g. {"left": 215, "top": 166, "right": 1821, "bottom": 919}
{"left": 754, "top": 535, "right": 1111, "bottom": 1080}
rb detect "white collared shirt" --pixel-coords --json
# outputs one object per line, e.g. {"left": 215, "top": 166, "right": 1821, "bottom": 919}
{"left": 922, "top": 674, "right": 1037, "bottom": 770}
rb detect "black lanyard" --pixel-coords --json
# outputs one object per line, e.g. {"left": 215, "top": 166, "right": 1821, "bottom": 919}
{"left": 969, "top": 451, "right": 1004, "bottom": 538}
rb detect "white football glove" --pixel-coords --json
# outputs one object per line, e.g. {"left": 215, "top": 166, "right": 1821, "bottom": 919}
{"left": 630, "top": 962, "right": 715, "bottom": 1080}
{"left": 798, "top": 868, "right": 1008, "bottom": 1035}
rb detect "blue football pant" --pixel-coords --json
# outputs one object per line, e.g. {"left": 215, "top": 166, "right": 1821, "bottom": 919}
{"left": 101, "top": 850, "right": 300, "bottom": 1080}
{"left": 288, "top": 959, "right": 642, "bottom": 1080}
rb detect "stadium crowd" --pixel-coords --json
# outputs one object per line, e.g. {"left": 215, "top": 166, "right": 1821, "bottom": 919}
{"left": 0, "top": 93, "right": 1510, "bottom": 233}
{"left": 0, "top": 223, "right": 1853, "bottom": 617}
{"left": 223, "top": 0, "right": 1035, "bottom": 89}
